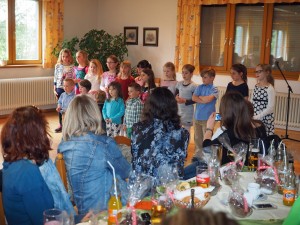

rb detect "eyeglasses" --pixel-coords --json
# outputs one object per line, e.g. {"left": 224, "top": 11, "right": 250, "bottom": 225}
{"left": 255, "top": 70, "right": 263, "bottom": 74}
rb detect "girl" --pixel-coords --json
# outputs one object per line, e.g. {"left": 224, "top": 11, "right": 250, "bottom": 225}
{"left": 53, "top": 48, "right": 74, "bottom": 132}
{"left": 251, "top": 64, "right": 276, "bottom": 136}
{"left": 226, "top": 63, "right": 249, "bottom": 100}
{"left": 102, "top": 81, "right": 125, "bottom": 137}
{"left": 161, "top": 62, "right": 177, "bottom": 95}
{"left": 135, "top": 59, "right": 152, "bottom": 86}
{"left": 140, "top": 68, "right": 156, "bottom": 103}
{"left": 100, "top": 55, "right": 119, "bottom": 97}
{"left": 175, "top": 64, "right": 197, "bottom": 134}
{"left": 74, "top": 50, "right": 89, "bottom": 94}
{"left": 116, "top": 60, "right": 135, "bottom": 100}
{"left": 85, "top": 59, "right": 103, "bottom": 95}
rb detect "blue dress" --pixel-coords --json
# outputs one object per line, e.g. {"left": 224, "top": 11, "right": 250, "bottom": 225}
{"left": 2, "top": 160, "right": 54, "bottom": 225}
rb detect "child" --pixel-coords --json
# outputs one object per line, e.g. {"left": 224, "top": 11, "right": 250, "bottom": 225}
{"left": 175, "top": 64, "right": 197, "bottom": 134}
{"left": 251, "top": 64, "right": 275, "bottom": 135}
{"left": 123, "top": 83, "right": 143, "bottom": 138}
{"left": 56, "top": 78, "right": 76, "bottom": 132}
{"left": 116, "top": 60, "right": 135, "bottom": 100}
{"left": 140, "top": 68, "right": 156, "bottom": 103}
{"left": 192, "top": 68, "right": 219, "bottom": 157}
{"left": 79, "top": 79, "right": 92, "bottom": 96}
{"left": 226, "top": 63, "right": 249, "bottom": 100}
{"left": 100, "top": 55, "right": 119, "bottom": 97}
{"left": 84, "top": 59, "right": 103, "bottom": 94}
{"left": 135, "top": 60, "right": 152, "bottom": 86}
{"left": 53, "top": 48, "right": 75, "bottom": 132}
{"left": 102, "top": 81, "right": 125, "bottom": 137}
{"left": 161, "top": 62, "right": 177, "bottom": 95}
{"left": 74, "top": 50, "right": 89, "bottom": 94}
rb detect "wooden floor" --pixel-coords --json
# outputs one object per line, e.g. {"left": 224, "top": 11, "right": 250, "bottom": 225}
{"left": 0, "top": 110, "right": 300, "bottom": 174}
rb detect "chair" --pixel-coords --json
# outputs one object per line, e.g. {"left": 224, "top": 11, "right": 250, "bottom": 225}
{"left": 114, "top": 136, "right": 131, "bottom": 146}
{"left": 56, "top": 153, "right": 68, "bottom": 192}
{"left": 0, "top": 193, "right": 5, "bottom": 225}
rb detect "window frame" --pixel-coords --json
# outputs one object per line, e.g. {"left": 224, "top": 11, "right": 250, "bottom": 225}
{"left": 5, "top": 0, "right": 42, "bottom": 65}
{"left": 199, "top": 3, "right": 300, "bottom": 81}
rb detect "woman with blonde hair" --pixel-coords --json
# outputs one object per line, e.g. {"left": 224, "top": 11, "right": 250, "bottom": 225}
{"left": 58, "top": 95, "right": 130, "bottom": 215}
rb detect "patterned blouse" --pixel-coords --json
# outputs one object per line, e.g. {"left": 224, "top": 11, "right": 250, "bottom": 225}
{"left": 131, "top": 118, "right": 189, "bottom": 179}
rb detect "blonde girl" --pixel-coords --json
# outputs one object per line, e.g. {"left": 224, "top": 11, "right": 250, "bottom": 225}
{"left": 116, "top": 60, "right": 135, "bottom": 100}
{"left": 100, "top": 55, "right": 119, "bottom": 97}
{"left": 226, "top": 63, "right": 249, "bottom": 100}
{"left": 85, "top": 59, "right": 103, "bottom": 95}
{"left": 102, "top": 81, "right": 125, "bottom": 137}
{"left": 251, "top": 64, "right": 276, "bottom": 135}
{"left": 74, "top": 50, "right": 89, "bottom": 94}
{"left": 161, "top": 62, "right": 177, "bottom": 95}
{"left": 53, "top": 48, "right": 75, "bottom": 132}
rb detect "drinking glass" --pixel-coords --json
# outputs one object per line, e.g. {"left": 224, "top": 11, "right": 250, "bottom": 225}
{"left": 196, "top": 165, "right": 210, "bottom": 188}
{"left": 43, "top": 209, "right": 63, "bottom": 225}
{"left": 248, "top": 139, "right": 260, "bottom": 171}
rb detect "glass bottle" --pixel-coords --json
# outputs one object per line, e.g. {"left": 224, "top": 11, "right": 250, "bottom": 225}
{"left": 276, "top": 144, "right": 288, "bottom": 194}
{"left": 283, "top": 163, "right": 296, "bottom": 206}
{"left": 107, "top": 183, "right": 122, "bottom": 225}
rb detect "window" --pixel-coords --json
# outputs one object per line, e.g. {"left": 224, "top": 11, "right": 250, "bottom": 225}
{"left": 199, "top": 3, "right": 300, "bottom": 80}
{"left": 0, "top": 0, "right": 42, "bottom": 65}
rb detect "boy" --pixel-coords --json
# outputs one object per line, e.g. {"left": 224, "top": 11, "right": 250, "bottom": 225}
{"left": 192, "top": 68, "right": 219, "bottom": 158}
{"left": 78, "top": 79, "right": 92, "bottom": 95}
{"left": 123, "top": 82, "right": 143, "bottom": 138}
{"left": 55, "top": 78, "right": 76, "bottom": 132}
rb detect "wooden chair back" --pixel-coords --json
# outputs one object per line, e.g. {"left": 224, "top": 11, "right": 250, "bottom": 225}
{"left": 0, "top": 192, "right": 5, "bottom": 225}
{"left": 114, "top": 136, "right": 131, "bottom": 146}
{"left": 56, "top": 153, "right": 68, "bottom": 192}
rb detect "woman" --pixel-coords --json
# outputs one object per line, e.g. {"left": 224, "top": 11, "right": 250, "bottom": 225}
{"left": 131, "top": 87, "right": 189, "bottom": 179}
{"left": 184, "top": 91, "right": 266, "bottom": 179}
{"left": 203, "top": 91, "right": 266, "bottom": 165}
{"left": 58, "top": 95, "right": 131, "bottom": 215}
{"left": 1, "top": 106, "right": 54, "bottom": 225}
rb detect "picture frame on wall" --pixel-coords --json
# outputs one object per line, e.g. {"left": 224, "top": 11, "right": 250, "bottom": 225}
{"left": 143, "top": 27, "right": 159, "bottom": 47}
{"left": 124, "top": 26, "right": 138, "bottom": 45}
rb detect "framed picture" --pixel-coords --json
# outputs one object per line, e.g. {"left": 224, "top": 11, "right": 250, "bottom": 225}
{"left": 143, "top": 27, "right": 159, "bottom": 47}
{"left": 124, "top": 27, "right": 138, "bottom": 45}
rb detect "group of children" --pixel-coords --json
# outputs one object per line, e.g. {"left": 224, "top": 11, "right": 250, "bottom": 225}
{"left": 54, "top": 48, "right": 276, "bottom": 143}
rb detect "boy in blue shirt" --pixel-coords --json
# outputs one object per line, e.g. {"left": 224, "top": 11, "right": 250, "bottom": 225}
{"left": 192, "top": 68, "right": 219, "bottom": 158}
{"left": 55, "top": 78, "right": 76, "bottom": 132}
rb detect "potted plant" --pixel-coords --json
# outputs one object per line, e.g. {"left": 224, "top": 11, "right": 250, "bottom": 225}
{"left": 52, "top": 29, "right": 128, "bottom": 71}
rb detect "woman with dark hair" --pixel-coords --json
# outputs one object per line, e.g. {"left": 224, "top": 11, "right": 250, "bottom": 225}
{"left": 135, "top": 59, "right": 152, "bottom": 86}
{"left": 140, "top": 68, "right": 157, "bottom": 103}
{"left": 204, "top": 91, "right": 267, "bottom": 164}
{"left": 1, "top": 106, "right": 54, "bottom": 225}
{"left": 131, "top": 87, "right": 189, "bottom": 179}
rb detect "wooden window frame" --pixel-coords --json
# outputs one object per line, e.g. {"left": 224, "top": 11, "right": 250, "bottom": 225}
{"left": 6, "top": 0, "right": 42, "bottom": 65}
{"left": 199, "top": 3, "right": 300, "bottom": 81}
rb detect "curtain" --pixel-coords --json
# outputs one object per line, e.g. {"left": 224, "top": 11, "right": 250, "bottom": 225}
{"left": 175, "top": 0, "right": 201, "bottom": 73}
{"left": 42, "top": 0, "right": 64, "bottom": 68}
{"left": 175, "top": 0, "right": 299, "bottom": 73}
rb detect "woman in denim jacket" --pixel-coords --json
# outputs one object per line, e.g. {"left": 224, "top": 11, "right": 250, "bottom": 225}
{"left": 58, "top": 95, "right": 131, "bottom": 215}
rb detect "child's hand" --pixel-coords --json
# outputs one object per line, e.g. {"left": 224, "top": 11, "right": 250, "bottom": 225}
{"left": 56, "top": 106, "right": 61, "bottom": 112}
{"left": 123, "top": 125, "right": 127, "bottom": 131}
{"left": 176, "top": 95, "right": 186, "bottom": 104}
{"left": 105, "top": 119, "right": 112, "bottom": 123}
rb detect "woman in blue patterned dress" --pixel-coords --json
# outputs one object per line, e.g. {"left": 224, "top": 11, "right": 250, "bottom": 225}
{"left": 131, "top": 87, "right": 190, "bottom": 179}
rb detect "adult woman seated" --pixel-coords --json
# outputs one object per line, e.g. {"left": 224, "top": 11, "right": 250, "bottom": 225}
{"left": 204, "top": 91, "right": 266, "bottom": 165}
{"left": 58, "top": 95, "right": 131, "bottom": 215}
{"left": 1, "top": 106, "right": 54, "bottom": 225}
{"left": 131, "top": 87, "right": 189, "bottom": 179}
{"left": 184, "top": 91, "right": 266, "bottom": 179}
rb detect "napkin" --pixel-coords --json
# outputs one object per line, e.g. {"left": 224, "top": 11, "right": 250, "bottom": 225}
{"left": 174, "top": 186, "right": 214, "bottom": 200}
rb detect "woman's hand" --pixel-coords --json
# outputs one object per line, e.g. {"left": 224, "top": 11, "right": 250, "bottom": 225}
{"left": 206, "top": 112, "right": 216, "bottom": 130}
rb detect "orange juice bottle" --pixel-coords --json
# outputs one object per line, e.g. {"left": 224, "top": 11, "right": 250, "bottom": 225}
{"left": 283, "top": 163, "right": 296, "bottom": 206}
{"left": 107, "top": 185, "right": 122, "bottom": 225}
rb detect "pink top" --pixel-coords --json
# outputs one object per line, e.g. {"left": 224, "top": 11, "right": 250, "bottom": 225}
{"left": 100, "top": 71, "right": 117, "bottom": 97}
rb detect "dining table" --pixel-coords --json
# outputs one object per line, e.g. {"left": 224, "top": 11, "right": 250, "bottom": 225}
{"left": 76, "top": 172, "right": 292, "bottom": 225}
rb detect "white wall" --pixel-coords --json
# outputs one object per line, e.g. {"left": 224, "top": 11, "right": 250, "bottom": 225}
{"left": 1, "top": 0, "right": 299, "bottom": 94}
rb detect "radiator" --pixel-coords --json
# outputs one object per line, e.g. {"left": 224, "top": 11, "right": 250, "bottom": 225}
{"left": 0, "top": 77, "right": 57, "bottom": 115}
{"left": 216, "top": 87, "right": 300, "bottom": 131}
